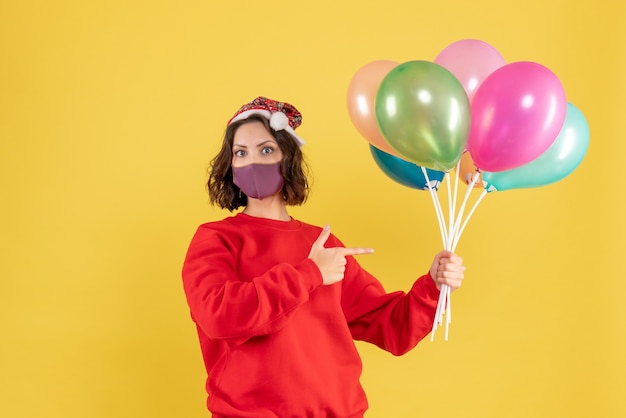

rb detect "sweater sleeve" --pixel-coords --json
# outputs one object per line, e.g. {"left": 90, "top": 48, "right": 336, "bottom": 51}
{"left": 340, "top": 256, "right": 440, "bottom": 356}
{"left": 181, "top": 226, "right": 323, "bottom": 343}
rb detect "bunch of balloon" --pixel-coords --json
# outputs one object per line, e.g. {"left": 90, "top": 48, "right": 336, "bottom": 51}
{"left": 346, "top": 39, "right": 588, "bottom": 341}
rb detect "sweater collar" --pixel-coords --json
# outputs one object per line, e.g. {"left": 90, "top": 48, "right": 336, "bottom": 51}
{"left": 234, "top": 212, "right": 302, "bottom": 231}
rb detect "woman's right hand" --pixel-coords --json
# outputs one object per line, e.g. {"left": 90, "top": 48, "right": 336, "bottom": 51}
{"left": 308, "top": 225, "right": 374, "bottom": 285}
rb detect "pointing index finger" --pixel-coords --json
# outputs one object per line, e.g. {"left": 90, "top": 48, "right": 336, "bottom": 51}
{"left": 341, "top": 247, "right": 375, "bottom": 256}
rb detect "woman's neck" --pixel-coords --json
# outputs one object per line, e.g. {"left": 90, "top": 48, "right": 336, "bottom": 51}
{"left": 242, "top": 194, "right": 290, "bottom": 221}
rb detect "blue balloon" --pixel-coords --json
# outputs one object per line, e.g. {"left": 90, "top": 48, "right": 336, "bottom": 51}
{"left": 369, "top": 145, "right": 445, "bottom": 190}
{"left": 482, "top": 102, "right": 589, "bottom": 192}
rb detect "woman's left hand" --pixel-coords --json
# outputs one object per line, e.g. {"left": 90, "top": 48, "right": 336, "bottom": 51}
{"left": 429, "top": 250, "right": 466, "bottom": 291}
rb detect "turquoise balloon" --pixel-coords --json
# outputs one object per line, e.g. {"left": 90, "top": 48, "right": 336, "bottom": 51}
{"left": 482, "top": 103, "right": 589, "bottom": 192}
{"left": 375, "top": 60, "right": 471, "bottom": 171}
{"left": 370, "top": 145, "right": 445, "bottom": 190}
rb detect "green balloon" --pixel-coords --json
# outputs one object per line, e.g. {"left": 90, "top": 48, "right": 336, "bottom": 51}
{"left": 375, "top": 60, "right": 471, "bottom": 171}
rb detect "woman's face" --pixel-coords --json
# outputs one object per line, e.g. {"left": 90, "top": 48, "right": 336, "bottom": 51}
{"left": 231, "top": 121, "right": 283, "bottom": 168}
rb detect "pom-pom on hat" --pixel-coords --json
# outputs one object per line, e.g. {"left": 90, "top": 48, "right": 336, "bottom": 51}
{"left": 228, "top": 96, "right": 305, "bottom": 146}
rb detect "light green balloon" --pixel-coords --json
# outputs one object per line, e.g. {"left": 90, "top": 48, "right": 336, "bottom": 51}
{"left": 482, "top": 103, "right": 589, "bottom": 192}
{"left": 375, "top": 60, "right": 471, "bottom": 171}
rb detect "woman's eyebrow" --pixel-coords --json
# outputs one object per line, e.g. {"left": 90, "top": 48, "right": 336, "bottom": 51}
{"left": 233, "top": 139, "right": 276, "bottom": 149}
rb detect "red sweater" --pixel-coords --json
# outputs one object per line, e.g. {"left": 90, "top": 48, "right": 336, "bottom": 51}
{"left": 181, "top": 213, "right": 439, "bottom": 417}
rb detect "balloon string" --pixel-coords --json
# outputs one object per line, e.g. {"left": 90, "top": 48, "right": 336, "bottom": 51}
{"left": 452, "top": 188, "right": 488, "bottom": 251}
{"left": 422, "top": 166, "right": 451, "bottom": 341}
{"left": 451, "top": 172, "right": 479, "bottom": 246}
{"left": 442, "top": 161, "right": 462, "bottom": 341}
{"left": 445, "top": 175, "right": 488, "bottom": 339}
{"left": 446, "top": 172, "right": 453, "bottom": 249}
{"left": 434, "top": 192, "right": 448, "bottom": 247}
{"left": 431, "top": 284, "right": 449, "bottom": 341}
{"left": 428, "top": 167, "right": 488, "bottom": 341}
{"left": 445, "top": 285, "right": 451, "bottom": 341}
{"left": 450, "top": 160, "right": 461, "bottom": 249}
{"left": 420, "top": 166, "right": 447, "bottom": 248}
{"left": 431, "top": 286, "right": 451, "bottom": 340}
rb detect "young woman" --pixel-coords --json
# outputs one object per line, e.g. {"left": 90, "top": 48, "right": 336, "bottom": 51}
{"left": 182, "top": 97, "right": 466, "bottom": 418}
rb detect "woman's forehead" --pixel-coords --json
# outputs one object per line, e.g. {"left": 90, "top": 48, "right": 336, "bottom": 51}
{"left": 233, "top": 121, "right": 276, "bottom": 145}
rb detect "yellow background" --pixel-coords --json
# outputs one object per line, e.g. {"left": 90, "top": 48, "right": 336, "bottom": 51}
{"left": 1, "top": 0, "right": 624, "bottom": 417}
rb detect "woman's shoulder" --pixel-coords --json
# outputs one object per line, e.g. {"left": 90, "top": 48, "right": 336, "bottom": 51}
{"left": 200, "top": 214, "right": 237, "bottom": 226}
{"left": 184, "top": 214, "right": 232, "bottom": 239}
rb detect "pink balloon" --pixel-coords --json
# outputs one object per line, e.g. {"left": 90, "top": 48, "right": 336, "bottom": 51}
{"left": 467, "top": 61, "right": 567, "bottom": 172}
{"left": 434, "top": 39, "right": 506, "bottom": 101}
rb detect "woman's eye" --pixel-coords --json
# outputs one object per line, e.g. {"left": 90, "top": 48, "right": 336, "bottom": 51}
{"left": 234, "top": 150, "right": 246, "bottom": 157}
{"left": 262, "top": 147, "right": 274, "bottom": 155}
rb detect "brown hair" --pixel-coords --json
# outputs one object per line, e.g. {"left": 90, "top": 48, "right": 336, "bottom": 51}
{"left": 207, "top": 114, "right": 310, "bottom": 211}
